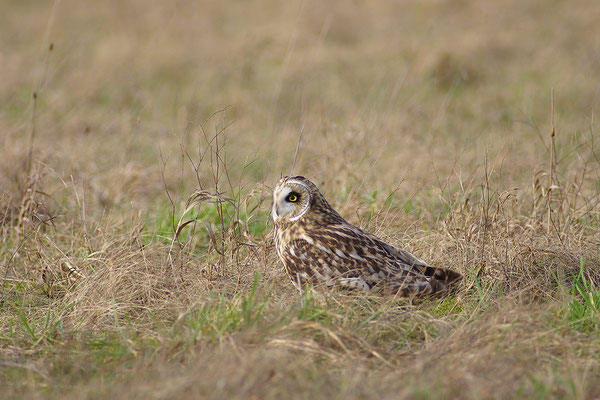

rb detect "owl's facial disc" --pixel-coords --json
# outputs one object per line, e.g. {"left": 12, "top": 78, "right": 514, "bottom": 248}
{"left": 272, "top": 180, "right": 311, "bottom": 223}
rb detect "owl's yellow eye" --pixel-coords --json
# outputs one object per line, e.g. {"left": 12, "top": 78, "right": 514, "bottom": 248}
{"left": 286, "top": 193, "right": 299, "bottom": 202}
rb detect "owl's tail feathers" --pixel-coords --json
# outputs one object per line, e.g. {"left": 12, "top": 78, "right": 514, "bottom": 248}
{"left": 428, "top": 267, "right": 462, "bottom": 294}
{"left": 390, "top": 266, "right": 462, "bottom": 298}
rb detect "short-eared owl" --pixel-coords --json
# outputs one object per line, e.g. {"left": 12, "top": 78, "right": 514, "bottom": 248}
{"left": 272, "top": 176, "right": 461, "bottom": 296}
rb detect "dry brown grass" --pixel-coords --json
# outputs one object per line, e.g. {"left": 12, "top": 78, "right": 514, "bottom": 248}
{"left": 2, "top": 0, "right": 600, "bottom": 398}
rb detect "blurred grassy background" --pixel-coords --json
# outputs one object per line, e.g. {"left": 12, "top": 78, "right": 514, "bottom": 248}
{"left": 3, "top": 0, "right": 599, "bottom": 196}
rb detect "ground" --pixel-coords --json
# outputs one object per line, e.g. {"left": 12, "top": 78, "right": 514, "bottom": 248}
{"left": 1, "top": 0, "right": 600, "bottom": 398}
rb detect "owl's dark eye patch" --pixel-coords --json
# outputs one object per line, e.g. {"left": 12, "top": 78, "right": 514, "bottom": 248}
{"left": 286, "top": 192, "right": 300, "bottom": 202}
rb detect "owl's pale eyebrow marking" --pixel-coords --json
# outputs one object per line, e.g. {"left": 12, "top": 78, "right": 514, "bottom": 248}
{"left": 285, "top": 179, "right": 308, "bottom": 187}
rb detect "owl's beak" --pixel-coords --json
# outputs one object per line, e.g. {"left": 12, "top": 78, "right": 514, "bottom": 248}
{"left": 272, "top": 205, "right": 280, "bottom": 222}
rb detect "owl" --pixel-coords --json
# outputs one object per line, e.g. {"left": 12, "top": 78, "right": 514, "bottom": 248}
{"left": 272, "top": 176, "right": 461, "bottom": 296}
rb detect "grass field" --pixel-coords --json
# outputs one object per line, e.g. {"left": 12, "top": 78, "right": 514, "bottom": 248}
{"left": 2, "top": 0, "right": 600, "bottom": 398}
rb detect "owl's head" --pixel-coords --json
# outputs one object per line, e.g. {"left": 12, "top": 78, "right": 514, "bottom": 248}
{"left": 272, "top": 176, "right": 343, "bottom": 225}
{"left": 272, "top": 176, "right": 314, "bottom": 223}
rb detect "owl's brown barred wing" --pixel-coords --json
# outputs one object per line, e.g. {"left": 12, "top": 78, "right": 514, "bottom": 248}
{"left": 374, "top": 238, "right": 462, "bottom": 287}
{"left": 280, "top": 237, "right": 379, "bottom": 290}
{"left": 321, "top": 224, "right": 462, "bottom": 294}
{"left": 322, "top": 224, "right": 429, "bottom": 271}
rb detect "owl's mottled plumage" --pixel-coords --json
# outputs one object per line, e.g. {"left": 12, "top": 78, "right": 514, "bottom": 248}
{"left": 272, "top": 176, "right": 461, "bottom": 296}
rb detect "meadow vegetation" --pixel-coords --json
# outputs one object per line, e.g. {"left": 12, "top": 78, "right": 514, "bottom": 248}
{"left": 1, "top": 0, "right": 600, "bottom": 398}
